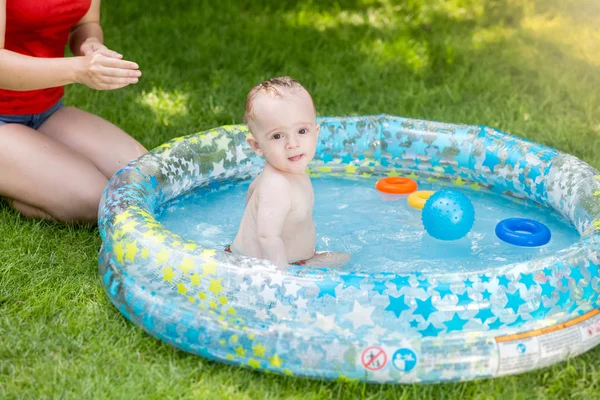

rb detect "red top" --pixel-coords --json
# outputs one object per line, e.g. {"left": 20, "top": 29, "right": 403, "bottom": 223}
{"left": 0, "top": 0, "right": 92, "bottom": 114}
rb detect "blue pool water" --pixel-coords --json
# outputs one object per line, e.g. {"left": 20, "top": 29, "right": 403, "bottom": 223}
{"left": 157, "top": 176, "right": 581, "bottom": 273}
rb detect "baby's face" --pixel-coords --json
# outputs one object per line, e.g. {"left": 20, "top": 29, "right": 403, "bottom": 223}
{"left": 247, "top": 89, "right": 319, "bottom": 174}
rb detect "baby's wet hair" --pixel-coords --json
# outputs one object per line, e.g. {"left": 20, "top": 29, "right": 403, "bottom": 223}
{"left": 243, "top": 76, "right": 315, "bottom": 124}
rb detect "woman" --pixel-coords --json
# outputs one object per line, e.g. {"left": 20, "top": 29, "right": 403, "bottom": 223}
{"left": 0, "top": 0, "right": 147, "bottom": 223}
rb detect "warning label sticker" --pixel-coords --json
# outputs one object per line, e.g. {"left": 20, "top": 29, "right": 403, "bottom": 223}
{"left": 496, "top": 308, "right": 600, "bottom": 374}
{"left": 361, "top": 346, "right": 387, "bottom": 371}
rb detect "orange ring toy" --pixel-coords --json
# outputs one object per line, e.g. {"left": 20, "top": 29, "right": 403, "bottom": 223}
{"left": 375, "top": 177, "right": 418, "bottom": 194}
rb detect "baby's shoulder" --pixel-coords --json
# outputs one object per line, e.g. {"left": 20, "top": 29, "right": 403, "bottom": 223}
{"left": 256, "top": 170, "right": 291, "bottom": 192}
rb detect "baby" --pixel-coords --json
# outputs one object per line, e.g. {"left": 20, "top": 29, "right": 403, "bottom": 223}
{"left": 229, "top": 76, "right": 350, "bottom": 268}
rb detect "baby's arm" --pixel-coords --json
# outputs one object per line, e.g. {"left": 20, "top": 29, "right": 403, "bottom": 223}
{"left": 255, "top": 175, "right": 291, "bottom": 266}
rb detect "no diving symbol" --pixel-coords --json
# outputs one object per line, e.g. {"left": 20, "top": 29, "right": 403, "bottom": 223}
{"left": 361, "top": 346, "right": 387, "bottom": 371}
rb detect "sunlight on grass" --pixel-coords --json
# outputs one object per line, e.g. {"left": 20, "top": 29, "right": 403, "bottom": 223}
{"left": 137, "top": 88, "right": 189, "bottom": 126}
{"left": 522, "top": 15, "right": 600, "bottom": 67}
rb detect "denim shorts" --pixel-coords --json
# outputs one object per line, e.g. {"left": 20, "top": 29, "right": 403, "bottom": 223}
{"left": 0, "top": 100, "right": 64, "bottom": 130}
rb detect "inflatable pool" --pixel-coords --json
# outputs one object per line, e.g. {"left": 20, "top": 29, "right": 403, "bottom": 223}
{"left": 98, "top": 115, "right": 600, "bottom": 383}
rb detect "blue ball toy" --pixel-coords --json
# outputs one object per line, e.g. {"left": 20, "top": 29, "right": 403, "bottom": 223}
{"left": 421, "top": 190, "right": 475, "bottom": 241}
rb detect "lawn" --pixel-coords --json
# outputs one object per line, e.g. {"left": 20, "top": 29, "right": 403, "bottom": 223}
{"left": 2, "top": 0, "right": 600, "bottom": 398}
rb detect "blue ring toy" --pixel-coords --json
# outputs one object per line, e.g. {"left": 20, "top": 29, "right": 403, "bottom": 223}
{"left": 495, "top": 217, "right": 551, "bottom": 247}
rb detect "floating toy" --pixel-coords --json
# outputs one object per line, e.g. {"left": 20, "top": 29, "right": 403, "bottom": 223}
{"left": 495, "top": 217, "right": 551, "bottom": 247}
{"left": 375, "top": 177, "right": 417, "bottom": 194}
{"left": 421, "top": 190, "right": 475, "bottom": 240}
{"left": 407, "top": 190, "right": 435, "bottom": 210}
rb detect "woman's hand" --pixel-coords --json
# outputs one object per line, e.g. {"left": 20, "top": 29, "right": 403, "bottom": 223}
{"left": 80, "top": 38, "right": 122, "bottom": 59}
{"left": 74, "top": 50, "right": 141, "bottom": 91}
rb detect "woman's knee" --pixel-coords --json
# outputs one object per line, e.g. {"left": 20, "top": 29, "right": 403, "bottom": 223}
{"left": 50, "top": 180, "right": 107, "bottom": 223}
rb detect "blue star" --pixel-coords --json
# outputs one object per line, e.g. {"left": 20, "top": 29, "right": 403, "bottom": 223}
{"left": 569, "top": 266, "right": 584, "bottom": 286}
{"left": 555, "top": 290, "right": 571, "bottom": 308}
{"left": 508, "top": 315, "right": 526, "bottom": 327}
{"left": 183, "top": 326, "right": 204, "bottom": 345}
{"left": 434, "top": 282, "right": 454, "bottom": 299}
{"left": 527, "top": 165, "right": 542, "bottom": 182}
{"left": 340, "top": 153, "right": 354, "bottom": 165}
{"left": 418, "top": 322, "right": 443, "bottom": 337}
{"left": 539, "top": 151, "right": 557, "bottom": 162}
{"left": 385, "top": 294, "right": 411, "bottom": 318}
{"left": 380, "top": 157, "right": 390, "bottom": 167}
{"left": 165, "top": 323, "right": 179, "bottom": 339}
{"left": 540, "top": 281, "right": 555, "bottom": 298}
{"left": 429, "top": 155, "right": 442, "bottom": 167}
{"left": 555, "top": 261, "right": 566, "bottom": 273}
{"left": 464, "top": 278, "right": 474, "bottom": 288}
{"left": 480, "top": 275, "right": 490, "bottom": 283}
{"left": 340, "top": 273, "right": 364, "bottom": 289}
{"left": 320, "top": 152, "right": 334, "bottom": 164}
{"left": 456, "top": 291, "right": 473, "bottom": 306}
{"left": 316, "top": 276, "right": 341, "bottom": 298}
{"left": 390, "top": 275, "right": 411, "bottom": 291}
{"left": 519, "top": 273, "right": 536, "bottom": 289}
{"left": 431, "top": 134, "right": 454, "bottom": 150}
{"left": 482, "top": 151, "right": 501, "bottom": 172}
{"left": 411, "top": 137, "right": 430, "bottom": 156}
{"left": 372, "top": 280, "right": 388, "bottom": 295}
{"left": 488, "top": 318, "right": 504, "bottom": 330}
{"left": 542, "top": 267, "right": 554, "bottom": 279}
{"left": 413, "top": 297, "right": 438, "bottom": 320}
{"left": 559, "top": 276, "right": 569, "bottom": 289}
{"left": 481, "top": 289, "right": 492, "bottom": 301}
{"left": 142, "top": 313, "right": 155, "bottom": 332}
{"left": 417, "top": 278, "right": 430, "bottom": 290}
{"left": 530, "top": 301, "right": 552, "bottom": 319}
{"left": 505, "top": 289, "right": 527, "bottom": 313}
{"left": 587, "top": 263, "right": 600, "bottom": 281}
{"left": 582, "top": 283, "right": 596, "bottom": 301}
{"left": 474, "top": 307, "right": 495, "bottom": 324}
{"left": 410, "top": 319, "right": 420, "bottom": 328}
{"left": 444, "top": 312, "right": 469, "bottom": 332}
{"left": 498, "top": 275, "right": 511, "bottom": 287}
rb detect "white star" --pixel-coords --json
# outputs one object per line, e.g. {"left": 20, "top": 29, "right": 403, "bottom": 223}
{"left": 200, "top": 134, "right": 215, "bottom": 147}
{"left": 210, "top": 160, "right": 226, "bottom": 177}
{"left": 344, "top": 301, "right": 375, "bottom": 329}
{"left": 186, "top": 160, "right": 196, "bottom": 174}
{"left": 216, "top": 136, "right": 231, "bottom": 151}
{"left": 298, "top": 346, "right": 323, "bottom": 368}
{"left": 294, "top": 297, "right": 308, "bottom": 309}
{"left": 284, "top": 281, "right": 302, "bottom": 298}
{"left": 315, "top": 312, "right": 338, "bottom": 333}
{"left": 254, "top": 309, "right": 269, "bottom": 320}
{"left": 270, "top": 302, "right": 292, "bottom": 319}
{"left": 239, "top": 281, "right": 249, "bottom": 292}
{"left": 268, "top": 272, "right": 285, "bottom": 287}
{"left": 296, "top": 311, "right": 311, "bottom": 325}
{"left": 364, "top": 325, "right": 387, "bottom": 341}
{"left": 250, "top": 274, "right": 264, "bottom": 288}
{"left": 259, "top": 285, "right": 277, "bottom": 304}
{"left": 226, "top": 149, "right": 234, "bottom": 161}
{"left": 236, "top": 145, "right": 247, "bottom": 162}
{"left": 324, "top": 339, "right": 347, "bottom": 364}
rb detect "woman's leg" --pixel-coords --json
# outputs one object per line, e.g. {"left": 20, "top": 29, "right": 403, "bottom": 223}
{"left": 0, "top": 124, "right": 109, "bottom": 223}
{"left": 38, "top": 106, "right": 147, "bottom": 179}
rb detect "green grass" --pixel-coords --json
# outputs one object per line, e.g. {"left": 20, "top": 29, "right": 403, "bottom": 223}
{"left": 2, "top": 0, "right": 600, "bottom": 398}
